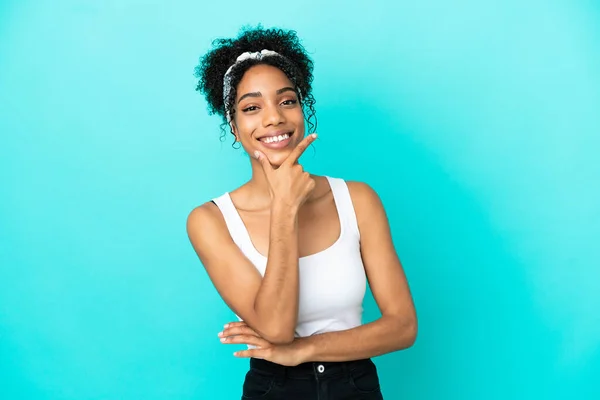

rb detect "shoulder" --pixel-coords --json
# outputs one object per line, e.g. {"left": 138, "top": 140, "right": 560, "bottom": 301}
{"left": 186, "top": 200, "right": 226, "bottom": 239}
{"left": 343, "top": 180, "right": 387, "bottom": 227}
{"left": 345, "top": 180, "right": 383, "bottom": 208}
{"left": 322, "top": 176, "right": 379, "bottom": 201}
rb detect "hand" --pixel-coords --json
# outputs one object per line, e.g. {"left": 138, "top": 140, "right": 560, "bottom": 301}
{"left": 254, "top": 133, "right": 318, "bottom": 210}
{"left": 218, "top": 321, "right": 307, "bottom": 367}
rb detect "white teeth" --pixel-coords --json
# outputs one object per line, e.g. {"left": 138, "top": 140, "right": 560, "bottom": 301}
{"left": 264, "top": 133, "right": 290, "bottom": 143}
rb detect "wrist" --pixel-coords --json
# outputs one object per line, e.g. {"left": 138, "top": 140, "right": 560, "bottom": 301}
{"left": 292, "top": 337, "right": 315, "bottom": 365}
{"left": 271, "top": 200, "right": 299, "bottom": 220}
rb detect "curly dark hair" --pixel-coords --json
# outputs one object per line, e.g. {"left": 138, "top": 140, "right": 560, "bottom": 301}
{"left": 194, "top": 25, "right": 317, "bottom": 145}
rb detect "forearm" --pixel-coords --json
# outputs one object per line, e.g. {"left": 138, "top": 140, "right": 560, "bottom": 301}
{"left": 253, "top": 203, "right": 300, "bottom": 341}
{"left": 296, "top": 314, "right": 417, "bottom": 362}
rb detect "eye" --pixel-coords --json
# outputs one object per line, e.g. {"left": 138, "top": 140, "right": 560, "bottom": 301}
{"left": 241, "top": 105, "right": 259, "bottom": 112}
{"left": 281, "top": 99, "right": 298, "bottom": 106}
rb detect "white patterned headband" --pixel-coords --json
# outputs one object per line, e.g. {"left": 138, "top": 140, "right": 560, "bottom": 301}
{"left": 222, "top": 49, "right": 298, "bottom": 122}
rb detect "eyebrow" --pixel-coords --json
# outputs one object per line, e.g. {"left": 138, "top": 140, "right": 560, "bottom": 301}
{"left": 237, "top": 87, "right": 297, "bottom": 104}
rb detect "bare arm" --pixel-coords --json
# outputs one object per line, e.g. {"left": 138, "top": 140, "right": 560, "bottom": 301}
{"left": 188, "top": 135, "right": 316, "bottom": 344}
{"left": 254, "top": 202, "right": 301, "bottom": 341}
{"left": 187, "top": 201, "right": 300, "bottom": 344}
{"left": 295, "top": 181, "right": 417, "bottom": 360}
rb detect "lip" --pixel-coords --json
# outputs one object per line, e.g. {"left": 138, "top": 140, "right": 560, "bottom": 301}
{"left": 257, "top": 130, "right": 294, "bottom": 150}
{"left": 257, "top": 129, "right": 292, "bottom": 140}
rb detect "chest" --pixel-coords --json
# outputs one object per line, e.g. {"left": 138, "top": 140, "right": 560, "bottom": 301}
{"left": 238, "top": 194, "right": 341, "bottom": 258}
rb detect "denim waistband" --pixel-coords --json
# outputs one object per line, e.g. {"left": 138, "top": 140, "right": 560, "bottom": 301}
{"left": 249, "top": 357, "right": 375, "bottom": 380}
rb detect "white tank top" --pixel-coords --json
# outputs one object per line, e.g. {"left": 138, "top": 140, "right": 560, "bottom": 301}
{"left": 212, "top": 176, "right": 366, "bottom": 338}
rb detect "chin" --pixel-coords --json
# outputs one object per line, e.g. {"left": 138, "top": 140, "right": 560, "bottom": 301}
{"left": 264, "top": 151, "right": 291, "bottom": 168}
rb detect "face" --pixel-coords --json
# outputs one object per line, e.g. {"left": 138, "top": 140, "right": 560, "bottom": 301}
{"left": 231, "top": 64, "right": 305, "bottom": 167}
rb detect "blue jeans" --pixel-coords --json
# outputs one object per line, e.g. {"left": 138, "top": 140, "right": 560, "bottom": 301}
{"left": 241, "top": 357, "right": 384, "bottom": 399}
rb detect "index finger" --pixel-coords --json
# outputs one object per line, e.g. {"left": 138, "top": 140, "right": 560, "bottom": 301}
{"left": 224, "top": 321, "right": 248, "bottom": 329}
{"left": 222, "top": 324, "right": 261, "bottom": 338}
{"left": 284, "top": 133, "right": 317, "bottom": 166}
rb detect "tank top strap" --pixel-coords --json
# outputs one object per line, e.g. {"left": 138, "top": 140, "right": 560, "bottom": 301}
{"left": 211, "top": 193, "right": 255, "bottom": 251}
{"left": 326, "top": 176, "right": 360, "bottom": 239}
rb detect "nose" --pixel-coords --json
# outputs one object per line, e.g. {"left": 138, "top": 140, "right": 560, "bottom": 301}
{"left": 262, "top": 102, "right": 285, "bottom": 127}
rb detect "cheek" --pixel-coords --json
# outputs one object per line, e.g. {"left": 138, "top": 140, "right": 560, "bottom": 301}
{"left": 233, "top": 118, "right": 256, "bottom": 139}
{"left": 287, "top": 110, "right": 306, "bottom": 131}
{"left": 291, "top": 107, "right": 305, "bottom": 120}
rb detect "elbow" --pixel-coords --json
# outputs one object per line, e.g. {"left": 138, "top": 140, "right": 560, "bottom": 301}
{"left": 270, "top": 336, "right": 295, "bottom": 345}
{"left": 404, "top": 318, "right": 418, "bottom": 348}
{"left": 393, "top": 315, "right": 418, "bottom": 350}
{"left": 252, "top": 311, "right": 296, "bottom": 344}
{"left": 259, "top": 326, "right": 295, "bottom": 345}
{"left": 263, "top": 331, "right": 295, "bottom": 345}
{"left": 404, "top": 316, "right": 418, "bottom": 348}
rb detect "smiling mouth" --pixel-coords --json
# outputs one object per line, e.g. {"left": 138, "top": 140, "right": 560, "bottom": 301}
{"left": 259, "top": 132, "right": 292, "bottom": 144}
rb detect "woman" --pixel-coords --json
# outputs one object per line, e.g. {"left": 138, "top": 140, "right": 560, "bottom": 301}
{"left": 187, "top": 26, "right": 417, "bottom": 400}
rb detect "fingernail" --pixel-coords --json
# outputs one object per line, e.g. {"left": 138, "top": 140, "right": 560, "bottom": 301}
{"left": 253, "top": 151, "right": 259, "bottom": 159}
{"left": 311, "top": 133, "right": 317, "bottom": 138}
{"left": 233, "top": 352, "right": 239, "bottom": 356}
{"left": 218, "top": 331, "right": 223, "bottom": 337}
{"left": 220, "top": 337, "right": 227, "bottom": 342}
{"left": 224, "top": 323, "right": 229, "bottom": 328}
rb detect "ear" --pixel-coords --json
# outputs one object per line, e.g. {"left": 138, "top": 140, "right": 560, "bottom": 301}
{"left": 230, "top": 121, "right": 240, "bottom": 142}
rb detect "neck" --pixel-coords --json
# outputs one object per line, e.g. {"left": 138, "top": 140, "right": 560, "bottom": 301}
{"left": 246, "top": 158, "right": 274, "bottom": 206}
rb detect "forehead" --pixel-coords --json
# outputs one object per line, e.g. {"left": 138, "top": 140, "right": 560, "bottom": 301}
{"left": 236, "top": 64, "right": 294, "bottom": 93}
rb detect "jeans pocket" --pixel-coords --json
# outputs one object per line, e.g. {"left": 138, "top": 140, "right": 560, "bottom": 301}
{"left": 242, "top": 369, "right": 275, "bottom": 399}
{"left": 349, "top": 363, "right": 381, "bottom": 394}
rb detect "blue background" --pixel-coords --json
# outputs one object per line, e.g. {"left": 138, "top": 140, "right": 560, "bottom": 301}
{"left": 1, "top": 0, "right": 599, "bottom": 399}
